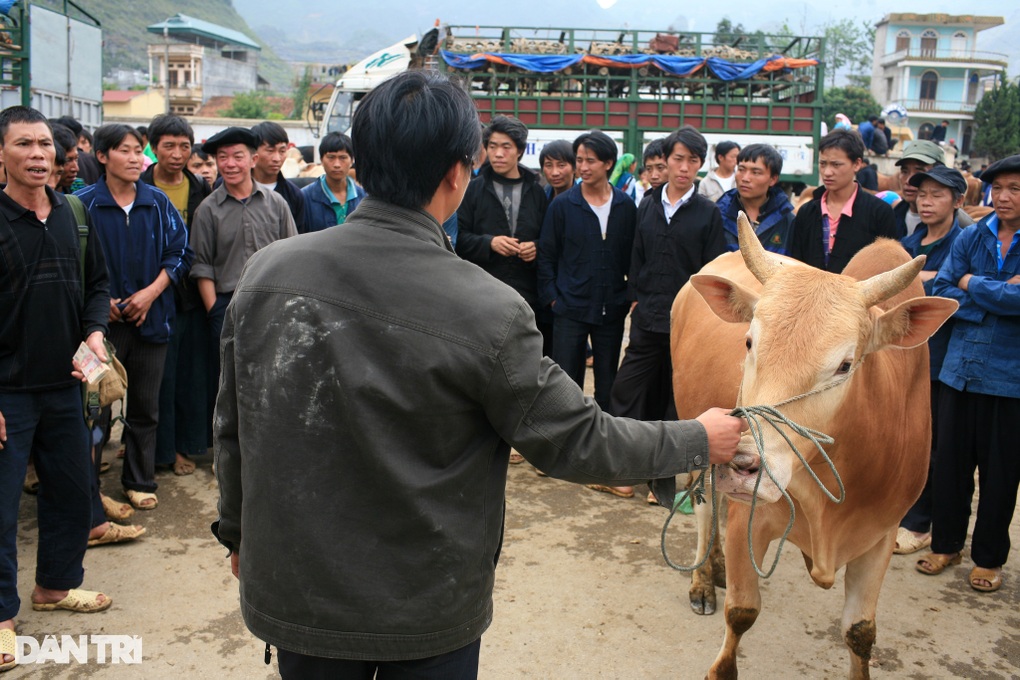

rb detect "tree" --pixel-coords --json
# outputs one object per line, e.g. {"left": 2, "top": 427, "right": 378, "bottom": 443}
{"left": 221, "top": 92, "right": 269, "bottom": 119}
{"left": 821, "top": 86, "right": 880, "bottom": 128}
{"left": 822, "top": 19, "right": 873, "bottom": 89}
{"left": 291, "top": 66, "right": 313, "bottom": 121}
{"left": 972, "top": 78, "right": 1020, "bottom": 161}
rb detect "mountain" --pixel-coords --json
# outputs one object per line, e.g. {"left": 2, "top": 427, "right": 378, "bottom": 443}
{"left": 48, "top": 0, "right": 294, "bottom": 92}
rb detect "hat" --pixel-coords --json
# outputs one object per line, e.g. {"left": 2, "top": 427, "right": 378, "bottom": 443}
{"left": 895, "top": 140, "right": 944, "bottom": 167}
{"left": 202, "top": 127, "right": 257, "bottom": 155}
{"left": 908, "top": 165, "right": 967, "bottom": 195}
{"left": 980, "top": 154, "right": 1020, "bottom": 185}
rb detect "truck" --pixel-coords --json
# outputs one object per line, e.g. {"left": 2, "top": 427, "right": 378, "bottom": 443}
{"left": 318, "top": 24, "right": 825, "bottom": 184}
{"left": 0, "top": 0, "right": 103, "bottom": 128}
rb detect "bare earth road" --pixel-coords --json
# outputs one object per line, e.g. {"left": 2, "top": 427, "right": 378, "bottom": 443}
{"left": 12, "top": 449, "right": 1019, "bottom": 679}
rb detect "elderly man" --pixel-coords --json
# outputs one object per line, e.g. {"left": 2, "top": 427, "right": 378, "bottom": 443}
{"left": 212, "top": 71, "right": 743, "bottom": 679}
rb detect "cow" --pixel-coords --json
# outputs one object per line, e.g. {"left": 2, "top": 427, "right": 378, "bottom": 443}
{"left": 669, "top": 214, "right": 957, "bottom": 679}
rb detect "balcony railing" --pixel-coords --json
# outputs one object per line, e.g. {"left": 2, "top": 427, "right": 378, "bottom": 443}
{"left": 899, "top": 99, "right": 976, "bottom": 115}
{"left": 881, "top": 47, "right": 1008, "bottom": 67}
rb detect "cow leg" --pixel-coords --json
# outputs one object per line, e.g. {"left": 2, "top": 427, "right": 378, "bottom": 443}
{"left": 841, "top": 529, "right": 895, "bottom": 680}
{"left": 689, "top": 471, "right": 719, "bottom": 615}
{"left": 708, "top": 502, "right": 771, "bottom": 680}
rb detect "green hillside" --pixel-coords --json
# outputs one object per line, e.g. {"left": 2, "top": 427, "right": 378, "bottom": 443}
{"left": 50, "top": 0, "right": 294, "bottom": 92}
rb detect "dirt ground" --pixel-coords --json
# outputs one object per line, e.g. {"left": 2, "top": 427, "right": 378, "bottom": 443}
{"left": 10, "top": 416, "right": 1020, "bottom": 678}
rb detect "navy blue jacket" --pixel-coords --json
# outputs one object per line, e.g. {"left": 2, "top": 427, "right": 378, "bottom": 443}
{"left": 901, "top": 221, "right": 962, "bottom": 380}
{"left": 301, "top": 175, "right": 365, "bottom": 233}
{"left": 934, "top": 213, "right": 1020, "bottom": 398}
{"left": 75, "top": 178, "right": 192, "bottom": 343}
{"left": 717, "top": 186, "right": 794, "bottom": 256}
{"left": 538, "top": 183, "right": 636, "bottom": 325}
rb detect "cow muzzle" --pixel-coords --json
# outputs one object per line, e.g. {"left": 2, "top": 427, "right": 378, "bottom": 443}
{"left": 714, "top": 436, "right": 788, "bottom": 504}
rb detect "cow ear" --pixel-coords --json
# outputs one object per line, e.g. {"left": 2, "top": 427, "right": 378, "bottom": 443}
{"left": 868, "top": 296, "right": 959, "bottom": 352}
{"left": 690, "top": 274, "right": 759, "bottom": 324}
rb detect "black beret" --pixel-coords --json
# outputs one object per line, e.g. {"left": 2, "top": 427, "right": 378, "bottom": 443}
{"left": 203, "top": 127, "right": 258, "bottom": 155}
{"left": 981, "top": 154, "right": 1020, "bottom": 185}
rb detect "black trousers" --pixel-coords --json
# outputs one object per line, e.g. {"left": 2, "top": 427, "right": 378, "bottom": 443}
{"left": 930, "top": 386, "right": 1020, "bottom": 568}
{"left": 900, "top": 381, "right": 940, "bottom": 533}
{"left": 609, "top": 324, "right": 677, "bottom": 420}
{"left": 277, "top": 639, "right": 480, "bottom": 680}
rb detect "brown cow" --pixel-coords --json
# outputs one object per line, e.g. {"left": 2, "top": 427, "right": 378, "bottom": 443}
{"left": 670, "top": 215, "right": 957, "bottom": 679}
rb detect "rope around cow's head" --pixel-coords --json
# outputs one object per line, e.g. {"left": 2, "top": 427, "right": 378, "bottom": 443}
{"left": 660, "top": 359, "right": 861, "bottom": 579}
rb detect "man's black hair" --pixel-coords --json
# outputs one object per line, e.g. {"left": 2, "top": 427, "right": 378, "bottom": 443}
{"left": 148, "top": 114, "right": 195, "bottom": 148}
{"left": 351, "top": 70, "right": 481, "bottom": 211}
{"left": 251, "top": 121, "right": 289, "bottom": 147}
{"left": 191, "top": 143, "right": 210, "bottom": 161}
{"left": 51, "top": 124, "right": 78, "bottom": 154}
{"left": 539, "top": 140, "right": 575, "bottom": 168}
{"left": 664, "top": 125, "right": 708, "bottom": 163}
{"left": 714, "top": 140, "right": 740, "bottom": 164}
{"left": 737, "top": 143, "right": 783, "bottom": 178}
{"left": 483, "top": 115, "right": 528, "bottom": 153}
{"left": 868, "top": 115, "right": 878, "bottom": 123}
{"left": 319, "top": 131, "right": 354, "bottom": 159}
{"left": 78, "top": 128, "right": 93, "bottom": 147}
{"left": 0, "top": 106, "right": 51, "bottom": 144}
{"left": 135, "top": 126, "right": 148, "bottom": 139}
{"left": 52, "top": 115, "right": 83, "bottom": 136}
{"left": 572, "top": 130, "right": 617, "bottom": 166}
{"left": 819, "top": 128, "right": 866, "bottom": 162}
{"left": 94, "top": 124, "right": 144, "bottom": 157}
{"left": 53, "top": 142, "right": 66, "bottom": 167}
{"left": 642, "top": 138, "right": 666, "bottom": 164}
{"left": 876, "top": 118, "right": 886, "bottom": 126}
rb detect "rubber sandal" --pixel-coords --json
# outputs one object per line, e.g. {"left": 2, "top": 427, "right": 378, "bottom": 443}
{"left": 894, "top": 527, "right": 932, "bottom": 555}
{"left": 98, "top": 461, "right": 111, "bottom": 474}
{"left": 101, "top": 494, "right": 134, "bottom": 522}
{"left": 0, "top": 628, "right": 16, "bottom": 673}
{"left": 585, "top": 484, "right": 635, "bottom": 499}
{"left": 31, "top": 589, "right": 112, "bottom": 613}
{"left": 124, "top": 489, "right": 158, "bottom": 511}
{"left": 508, "top": 452, "right": 525, "bottom": 465}
{"left": 915, "top": 552, "right": 962, "bottom": 575}
{"left": 87, "top": 523, "right": 146, "bottom": 548}
{"left": 646, "top": 490, "right": 659, "bottom": 505}
{"left": 969, "top": 566, "right": 1002, "bottom": 593}
{"left": 23, "top": 468, "right": 39, "bottom": 495}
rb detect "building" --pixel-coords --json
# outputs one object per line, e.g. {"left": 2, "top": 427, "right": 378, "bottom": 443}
{"left": 871, "top": 14, "right": 1007, "bottom": 155}
{"left": 146, "top": 14, "right": 263, "bottom": 116}
{"left": 103, "top": 90, "right": 167, "bottom": 119}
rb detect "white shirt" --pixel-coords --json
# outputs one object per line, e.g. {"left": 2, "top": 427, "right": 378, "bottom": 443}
{"left": 661, "top": 184, "right": 696, "bottom": 222}
{"left": 588, "top": 198, "right": 612, "bottom": 239}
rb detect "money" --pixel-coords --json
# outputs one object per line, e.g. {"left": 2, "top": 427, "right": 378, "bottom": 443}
{"left": 74, "top": 342, "right": 110, "bottom": 384}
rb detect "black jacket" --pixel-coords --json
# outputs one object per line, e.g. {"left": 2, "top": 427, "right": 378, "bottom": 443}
{"left": 456, "top": 164, "right": 548, "bottom": 309}
{"left": 630, "top": 186, "right": 726, "bottom": 334}
{"left": 893, "top": 200, "right": 973, "bottom": 239}
{"left": 271, "top": 172, "right": 306, "bottom": 233}
{"left": 789, "top": 184, "right": 897, "bottom": 274}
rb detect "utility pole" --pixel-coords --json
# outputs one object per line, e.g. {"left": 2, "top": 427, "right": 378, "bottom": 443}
{"left": 164, "top": 25, "right": 170, "bottom": 114}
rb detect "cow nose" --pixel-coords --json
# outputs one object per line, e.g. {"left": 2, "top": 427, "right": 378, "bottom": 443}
{"left": 728, "top": 451, "right": 760, "bottom": 474}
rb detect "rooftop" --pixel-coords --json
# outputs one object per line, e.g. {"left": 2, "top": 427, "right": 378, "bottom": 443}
{"left": 877, "top": 14, "right": 1005, "bottom": 33}
{"left": 147, "top": 14, "right": 261, "bottom": 51}
{"left": 103, "top": 90, "right": 149, "bottom": 103}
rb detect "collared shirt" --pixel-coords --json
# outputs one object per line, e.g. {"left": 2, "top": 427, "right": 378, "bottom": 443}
{"left": 821, "top": 184, "right": 859, "bottom": 255}
{"left": 190, "top": 182, "right": 297, "bottom": 294}
{"left": 984, "top": 213, "right": 1020, "bottom": 271}
{"left": 320, "top": 174, "right": 360, "bottom": 226}
{"left": 661, "top": 183, "right": 696, "bottom": 222}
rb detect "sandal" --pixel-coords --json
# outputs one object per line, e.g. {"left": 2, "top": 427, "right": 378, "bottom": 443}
{"left": 508, "top": 451, "right": 525, "bottom": 465}
{"left": 23, "top": 468, "right": 39, "bottom": 495}
{"left": 98, "top": 461, "right": 111, "bottom": 474}
{"left": 102, "top": 494, "right": 134, "bottom": 521}
{"left": 894, "top": 527, "right": 931, "bottom": 555}
{"left": 0, "top": 628, "right": 15, "bottom": 672}
{"left": 915, "top": 552, "right": 962, "bottom": 575}
{"left": 969, "top": 566, "right": 1003, "bottom": 593}
{"left": 31, "top": 589, "right": 112, "bottom": 613}
{"left": 585, "top": 484, "right": 635, "bottom": 499}
{"left": 87, "top": 523, "right": 146, "bottom": 548}
{"left": 124, "top": 489, "right": 158, "bottom": 511}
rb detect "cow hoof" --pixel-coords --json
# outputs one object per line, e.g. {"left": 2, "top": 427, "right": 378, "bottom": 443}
{"left": 689, "top": 587, "right": 717, "bottom": 615}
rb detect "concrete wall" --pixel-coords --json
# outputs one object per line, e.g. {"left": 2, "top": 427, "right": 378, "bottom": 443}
{"left": 202, "top": 52, "right": 258, "bottom": 100}
{"left": 884, "top": 23, "right": 974, "bottom": 54}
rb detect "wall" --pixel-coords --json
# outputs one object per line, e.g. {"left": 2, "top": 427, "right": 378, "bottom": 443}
{"left": 202, "top": 51, "right": 259, "bottom": 100}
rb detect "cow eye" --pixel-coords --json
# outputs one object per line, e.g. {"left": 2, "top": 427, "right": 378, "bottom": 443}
{"left": 836, "top": 360, "right": 852, "bottom": 375}
{"left": 745, "top": 338, "right": 752, "bottom": 351}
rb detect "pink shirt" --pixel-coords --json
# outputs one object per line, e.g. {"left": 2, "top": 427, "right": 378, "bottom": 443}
{"left": 821, "top": 184, "right": 859, "bottom": 252}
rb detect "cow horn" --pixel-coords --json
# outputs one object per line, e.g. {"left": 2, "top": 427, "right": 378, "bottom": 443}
{"left": 856, "top": 255, "right": 927, "bottom": 308}
{"left": 737, "top": 211, "right": 778, "bottom": 284}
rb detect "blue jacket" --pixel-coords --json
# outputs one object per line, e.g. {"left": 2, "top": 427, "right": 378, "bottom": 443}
{"left": 717, "top": 186, "right": 794, "bottom": 255}
{"left": 75, "top": 178, "right": 191, "bottom": 343}
{"left": 538, "top": 183, "right": 636, "bottom": 325}
{"left": 300, "top": 175, "right": 365, "bottom": 233}
{"left": 901, "top": 220, "right": 962, "bottom": 380}
{"left": 858, "top": 121, "right": 875, "bottom": 150}
{"left": 933, "top": 213, "right": 1020, "bottom": 398}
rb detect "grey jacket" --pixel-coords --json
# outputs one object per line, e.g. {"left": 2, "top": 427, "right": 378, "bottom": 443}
{"left": 213, "top": 196, "right": 710, "bottom": 660}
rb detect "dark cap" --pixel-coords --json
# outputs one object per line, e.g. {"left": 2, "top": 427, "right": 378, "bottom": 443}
{"left": 202, "top": 127, "right": 257, "bottom": 155}
{"left": 908, "top": 165, "right": 967, "bottom": 195}
{"left": 895, "top": 140, "right": 944, "bottom": 167}
{"left": 981, "top": 154, "right": 1020, "bottom": 185}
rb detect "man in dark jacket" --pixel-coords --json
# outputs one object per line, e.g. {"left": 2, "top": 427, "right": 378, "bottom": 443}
{"left": 250, "top": 121, "right": 305, "bottom": 229}
{"left": 716, "top": 144, "right": 794, "bottom": 254}
{"left": 789, "top": 129, "right": 897, "bottom": 274}
{"left": 457, "top": 115, "right": 550, "bottom": 353}
{"left": 893, "top": 140, "right": 974, "bottom": 238}
{"left": 141, "top": 114, "right": 214, "bottom": 475}
{"left": 212, "top": 71, "right": 744, "bottom": 679}
{"left": 300, "top": 131, "right": 364, "bottom": 232}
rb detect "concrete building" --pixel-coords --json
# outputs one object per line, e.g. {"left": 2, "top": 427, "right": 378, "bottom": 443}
{"left": 146, "top": 14, "right": 263, "bottom": 116}
{"left": 102, "top": 90, "right": 167, "bottom": 119}
{"left": 871, "top": 14, "right": 1008, "bottom": 155}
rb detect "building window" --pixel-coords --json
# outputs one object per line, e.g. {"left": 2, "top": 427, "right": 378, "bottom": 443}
{"left": 962, "top": 124, "right": 973, "bottom": 154}
{"left": 918, "top": 122, "right": 934, "bottom": 140}
{"left": 951, "top": 32, "right": 967, "bottom": 57}
{"left": 920, "top": 30, "right": 938, "bottom": 58}
{"left": 895, "top": 30, "right": 910, "bottom": 53}
{"left": 967, "top": 73, "right": 979, "bottom": 105}
{"left": 886, "top": 77, "right": 894, "bottom": 102}
{"left": 920, "top": 71, "right": 938, "bottom": 109}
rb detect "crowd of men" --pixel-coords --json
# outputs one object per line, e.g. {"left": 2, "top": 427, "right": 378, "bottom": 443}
{"left": 1, "top": 77, "right": 1018, "bottom": 676}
